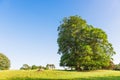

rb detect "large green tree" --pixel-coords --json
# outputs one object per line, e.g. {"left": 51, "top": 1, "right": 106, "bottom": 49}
{"left": 0, "top": 53, "right": 10, "bottom": 70}
{"left": 57, "top": 16, "right": 116, "bottom": 70}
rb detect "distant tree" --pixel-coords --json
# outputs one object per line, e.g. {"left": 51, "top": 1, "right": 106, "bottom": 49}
{"left": 20, "top": 64, "right": 31, "bottom": 70}
{"left": 46, "top": 64, "right": 55, "bottom": 70}
{"left": 57, "top": 16, "right": 116, "bottom": 70}
{"left": 38, "top": 66, "right": 42, "bottom": 69}
{"left": 51, "top": 64, "right": 55, "bottom": 69}
{"left": 31, "top": 65, "right": 38, "bottom": 70}
{"left": 37, "top": 65, "right": 45, "bottom": 71}
{"left": 0, "top": 53, "right": 10, "bottom": 70}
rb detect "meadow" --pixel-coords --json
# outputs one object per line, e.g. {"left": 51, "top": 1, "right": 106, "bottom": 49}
{"left": 0, "top": 70, "right": 120, "bottom": 80}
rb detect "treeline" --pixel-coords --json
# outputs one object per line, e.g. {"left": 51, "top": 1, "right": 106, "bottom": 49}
{"left": 20, "top": 64, "right": 55, "bottom": 70}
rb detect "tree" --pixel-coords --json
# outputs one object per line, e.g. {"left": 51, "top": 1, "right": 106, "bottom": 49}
{"left": 0, "top": 53, "right": 10, "bottom": 70}
{"left": 20, "top": 64, "right": 31, "bottom": 70}
{"left": 31, "top": 65, "right": 38, "bottom": 70}
{"left": 46, "top": 64, "right": 55, "bottom": 70}
{"left": 57, "top": 16, "right": 116, "bottom": 70}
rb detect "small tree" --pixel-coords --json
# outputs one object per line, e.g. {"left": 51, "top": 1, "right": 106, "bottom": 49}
{"left": 46, "top": 64, "right": 55, "bottom": 70}
{"left": 0, "top": 53, "right": 10, "bottom": 70}
{"left": 38, "top": 65, "right": 45, "bottom": 71}
{"left": 20, "top": 64, "right": 31, "bottom": 70}
{"left": 31, "top": 65, "right": 38, "bottom": 70}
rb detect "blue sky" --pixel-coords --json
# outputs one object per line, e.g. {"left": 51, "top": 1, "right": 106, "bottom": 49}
{"left": 0, "top": 0, "right": 120, "bottom": 69}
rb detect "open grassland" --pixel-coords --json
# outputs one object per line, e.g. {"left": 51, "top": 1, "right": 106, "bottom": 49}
{"left": 0, "top": 70, "right": 120, "bottom": 80}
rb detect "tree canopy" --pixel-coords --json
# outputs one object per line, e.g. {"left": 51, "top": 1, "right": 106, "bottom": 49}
{"left": 20, "top": 64, "right": 31, "bottom": 70}
{"left": 0, "top": 53, "right": 10, "bottom": 70}
{"left": 57, "top": 16, "right": 116, "bottom": 70}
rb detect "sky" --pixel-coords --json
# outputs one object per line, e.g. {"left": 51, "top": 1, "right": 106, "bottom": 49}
{"left": 0, "top": 0, "right": 120, "bottom": 69}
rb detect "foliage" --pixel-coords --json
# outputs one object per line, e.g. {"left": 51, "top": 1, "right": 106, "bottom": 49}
{"left": 0, "top": 53, "right": 10, "bottom": 70}
{"left": 114, "top": 63, "right": 120, "bottom": 70}
{"left": 20, "top": 64, "right": 55, "bottom": 70}
{"left": 57, "top": 16, "right": 116, "bottom": 70}
{"left": 46, "top": 64, "right": 55, "bottom": 70}
{"left": 0, "top": 70, "right": 120, "bottom": 80}
{"left": 103, "top": 61, "right": 115, "bottom": 70}
{"left": 31, "top": 65, "right": 38, "bottom": 70}
{"left": 38, "top": 65, "right": 46, "bottom": 71}
{"left": 20, "top": 64, "right": 31, "bottom": 70}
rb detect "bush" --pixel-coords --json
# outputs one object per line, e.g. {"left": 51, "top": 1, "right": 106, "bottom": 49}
{"left": 0, "top": 53, "right": 10, "bottom": 70}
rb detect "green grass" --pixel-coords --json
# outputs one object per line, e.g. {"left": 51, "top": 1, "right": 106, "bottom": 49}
{"left": 0, "top": 70, "right": 120, "bottom": 80}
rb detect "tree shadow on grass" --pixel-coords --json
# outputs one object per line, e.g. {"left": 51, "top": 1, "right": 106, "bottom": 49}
{"left": 8, "top": 76, "right": 120, "bottom": 80}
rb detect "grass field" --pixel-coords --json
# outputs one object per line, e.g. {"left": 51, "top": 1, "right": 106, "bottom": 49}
{"left": 0, "top": 70, "right": 120, "bottom": 80}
